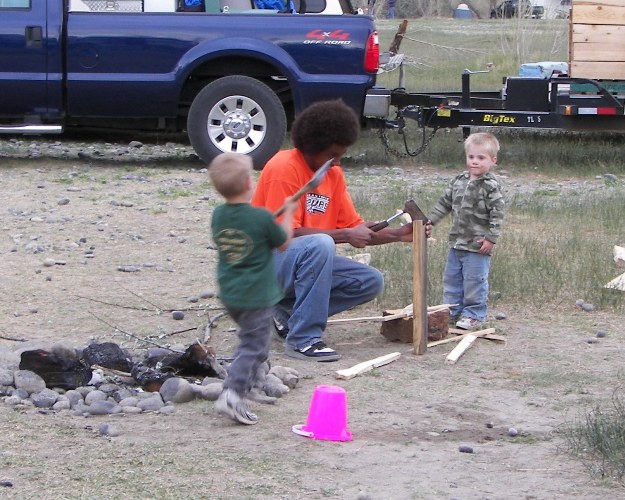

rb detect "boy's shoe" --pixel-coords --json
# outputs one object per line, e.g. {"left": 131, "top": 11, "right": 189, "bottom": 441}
{"left": 284, "top": 341, "right": 341, "bottom": 362}
{"left": 455, "top": 317, "right": 483, "bottom": 330}
{"left": 215, "top": 389, "right": 258, "bottom": 425}
{"left": 272, "top": 316, "right": 289, "bottom": 340}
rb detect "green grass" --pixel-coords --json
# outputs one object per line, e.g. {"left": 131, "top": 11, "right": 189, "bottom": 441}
{"left": 564, "top": 389, "right": 625, "bottom": 484}
{"left": 350, "top": 18, "right": 625, "bottom": 176}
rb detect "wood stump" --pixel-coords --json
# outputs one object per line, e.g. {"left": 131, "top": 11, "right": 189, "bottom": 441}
{"left": 380, "top": 308, "right": 449, "bottom": 343}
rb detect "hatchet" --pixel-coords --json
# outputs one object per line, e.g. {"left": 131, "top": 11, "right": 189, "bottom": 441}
{"left": 370, "top": 199, "right": 427, "bottom": 232}
{"left": 274, "top": 157, "right": 334, "bottom": 217}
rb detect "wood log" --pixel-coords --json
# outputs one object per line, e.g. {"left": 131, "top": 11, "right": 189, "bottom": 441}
{"left": 380, "top": 308, "right": 449, "bottom": 343}
{"left": 388, "top": 19, "right": 408, "bottom": 54}
{"left": 335, "top": 352, "right": 401, "bottom": 380}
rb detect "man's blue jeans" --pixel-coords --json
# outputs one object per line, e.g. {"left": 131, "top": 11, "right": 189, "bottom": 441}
{"left": 443, "top": 248, "right": 491, "bottom": 322}
{"left": 273, "top": 234, "right": 383, "bottom": 350}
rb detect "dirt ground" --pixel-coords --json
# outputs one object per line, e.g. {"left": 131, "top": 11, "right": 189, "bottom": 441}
{"left": 0, "top": 141, "right": 623, "bottom": 499}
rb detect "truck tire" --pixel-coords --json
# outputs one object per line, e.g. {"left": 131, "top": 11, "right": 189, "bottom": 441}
{"left": 187, "top": 75, "right": 287, "bottom": 170}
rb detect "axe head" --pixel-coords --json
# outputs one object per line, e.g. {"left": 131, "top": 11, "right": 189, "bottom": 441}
{"left": 403, "top": 200, "right": 428, "bottom": 221}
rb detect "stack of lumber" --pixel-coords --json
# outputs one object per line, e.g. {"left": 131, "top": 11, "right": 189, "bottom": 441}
{"left": 570, "top": 0, "right": 625, "bottom": 79}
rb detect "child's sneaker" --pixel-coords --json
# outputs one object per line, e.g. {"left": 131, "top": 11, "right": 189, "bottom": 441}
{"left": 455, "top": 317, "right": 483, "bottom": 330}
{"left": 216, "top": 389, "right": 258, "bottom": 425}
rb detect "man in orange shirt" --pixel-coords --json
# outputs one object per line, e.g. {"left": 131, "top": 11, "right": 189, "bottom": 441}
{"left": 252, "top": 100, "right": 423, "bottom": 362}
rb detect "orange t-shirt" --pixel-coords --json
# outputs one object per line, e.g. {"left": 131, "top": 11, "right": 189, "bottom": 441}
{"left": 251, "top": 149, "right": 363, "bottom": 230}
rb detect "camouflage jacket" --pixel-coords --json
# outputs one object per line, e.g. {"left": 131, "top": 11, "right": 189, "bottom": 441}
{"left": 427, "top": 171, "right": 504, "bottom": 252}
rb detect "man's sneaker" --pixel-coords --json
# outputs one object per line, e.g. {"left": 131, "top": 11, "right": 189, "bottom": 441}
{"left": 273, "top": 316, "right": 289, "bottom": 340}
{"left": 455, "top": 317, "right": 483, "bottom": 330}
{"left": 215, "top": 389, "right": 258, "bottom": 425}
{"left": 284, "top": 341, "right": 341, "bottom": 362}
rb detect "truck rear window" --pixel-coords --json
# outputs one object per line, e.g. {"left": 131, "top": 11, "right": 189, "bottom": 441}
{"left": 0, "top": 0, "right": 30, "bottom": 8}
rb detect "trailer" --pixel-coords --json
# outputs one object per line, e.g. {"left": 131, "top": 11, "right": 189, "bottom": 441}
{"left": 370, "top": 1, "right": 625, "bottom": 156}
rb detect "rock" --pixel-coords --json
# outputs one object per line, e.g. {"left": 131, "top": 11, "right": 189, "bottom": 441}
{"left": 192, "top": 382, "right": 222, "bottom": 401}
{"left": 508, "top": 427, "right": 518, "bottom": 437}
{"left": 459, "top": 445, "right": 474, "bottom": 453}
{"left": 86, "top": 400, "right": 121, "bottom": 415}
{"left": 30, "top": 388, "right": 60, "bottom": 408}
{"left": 159, "top": 377, "right": 195, "bottom": 404}
{"left": 57, "top": 197, "right": 70, "bottom": 206}
{"left": 0, "top": 348, "right": 20, "bottom": 370}
{"left": 98, "top": 422, "right": 120, "bottom": 437}
{"left": 575, "top": 298, "right": 584, "bottom": 306}
{"left": 119, "top": 396, "right": 140, "bottom": 408}
{"left": 13, "top": 370, "right": 47, "bottom": 394}
{"left": 159, "top": 405, "right": 177, "bottom": 415}
{"left": 172, "top": 310, "right": 185, "bottom": 320}
{"left": 52, "top": 399, "right": 71, "bottom": 411}
{"left": 485, "top": 422, "right": 494, "bottom": 428}
{"left": 586, "top": 338, "right": 599, "bottom": 344}
{"left": 0, "top": 369, "right": 14, "bottom": 386}
{"left": 84, "top": 390, "right": 108, "bottom": 405}
{"left": 199, "top": 290, "right": 216, "bottom": 299}
{"left": 65, "top": 389, "right": 84, "bottom": 408}
{"left": 263, "top": 374, "right": 289, "bottom": 398}
{"left": 4, "top": 395, "right": 22, "bottom": 405}
{"left": 596, "top": 331, "right": 607, "bottom": 338}
{"left": 495, "top": 312, "right": 507, "bottom": 320}
{"left": 581, "top": 303, "right": 594, "bottom": 312}
{"left": 137, "top": 395, "right": 165, "bottom": 412}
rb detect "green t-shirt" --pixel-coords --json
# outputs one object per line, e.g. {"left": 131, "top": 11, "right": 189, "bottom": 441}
{"left": 211, "top": 203, "right": 287, "bottom": 309}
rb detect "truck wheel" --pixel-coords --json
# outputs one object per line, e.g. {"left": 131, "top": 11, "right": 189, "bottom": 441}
{"left": 187, "top": 76, "right": 287, "bottom": 170}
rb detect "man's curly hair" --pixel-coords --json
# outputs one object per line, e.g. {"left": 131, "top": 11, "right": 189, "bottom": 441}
{"left": 291, "top": 99, "right": 360, "bottom": 155}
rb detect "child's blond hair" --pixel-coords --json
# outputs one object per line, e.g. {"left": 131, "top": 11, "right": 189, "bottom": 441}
{"left": 208, "top": 153, "right": 252, "bottom": 199}
{"left": 464, "top": 132, "right": 500, "bottom": 158}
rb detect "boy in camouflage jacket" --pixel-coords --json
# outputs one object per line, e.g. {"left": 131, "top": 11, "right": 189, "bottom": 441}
{"left": 427, "top": 132, "right": 504, "bottom": 330}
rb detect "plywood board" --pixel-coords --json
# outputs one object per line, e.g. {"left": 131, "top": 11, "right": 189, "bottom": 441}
{"left": 572, "top": 43, "right": 625, "bottom": 61}
{"left": 574, "top": 0, "right": 625, "bottom": 7}
{"left": 572, "top": 23, "right": 625, "bottom": 42}
{"left": 570, "top": 61, "right": 625, "bottom": 78}
{"left": 572, "top": 4, "right": 625, "bottom": 24}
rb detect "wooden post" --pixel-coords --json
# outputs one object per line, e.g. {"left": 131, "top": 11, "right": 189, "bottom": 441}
{"left": 412, "top": 220, "right": 427, "bottom": 354}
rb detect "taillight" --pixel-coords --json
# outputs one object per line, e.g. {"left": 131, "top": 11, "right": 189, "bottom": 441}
{"left": 364, "top": 31, "right": 379, "bottom": 73}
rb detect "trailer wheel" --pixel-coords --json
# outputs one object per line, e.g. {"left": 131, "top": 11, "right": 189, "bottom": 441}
{"left": 187, "top": 76, "right": 286, "bottom": 170}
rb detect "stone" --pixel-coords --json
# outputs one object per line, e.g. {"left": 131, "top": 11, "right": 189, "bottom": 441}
{"left": 30, "top": 388, "right": 60, "bottom": 408}
{"left": 0, "top": 369, "right": 14, "bottom": 386}
{"left": 86, "top": 400, "right": 120, "bottom": 415}
{"left": 459, "top": 445, "right": 474, "bottom": 453}
{"left": 137, "top": 396, "right": 165, "bottom": 412}
{"left": 0, "top": 348, "right": 20, "bottom": 371}
{"left": 159, "top": 405, "right": 177, "bottom": 415}
{"left": 13, "top": 370, "right": 47, "bottom": 394}
{"left": 192, "top": 382, "right": 222, "bottom": 401}
{"left": 159, "top": 377, "right": 195, "bottom": 404}
{"left": 119, "top": 396, "right": 140, "bottom": 408}
{"left": 172, "top": 310, "right": 185, "bottom": 320}
{"left": 84, "top": 390, "right": 108, "bottom": 405}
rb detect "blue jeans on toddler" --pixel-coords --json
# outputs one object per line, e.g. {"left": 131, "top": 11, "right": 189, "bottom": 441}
{"left": 443, "top": 248, "right": 491, "bottom": 322}
{"left": 273, "top": 234, "right": 384, "bottom": 351}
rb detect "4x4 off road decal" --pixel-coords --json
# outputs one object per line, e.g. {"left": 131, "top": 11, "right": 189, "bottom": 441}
{"left": 304, "top": 29, "right": 352, "bottom": 45}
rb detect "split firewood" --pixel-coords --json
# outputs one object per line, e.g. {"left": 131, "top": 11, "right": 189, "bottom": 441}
{"left": 326, "top": 304, "right": 457, "bottom": 325}
{"left": 445, "top": 329, "right": 496, "bottom": 365}
{"left": 335, "top": 352, "right": 401, "bottom": 380}
{"left": 429, "top": 328, "right": 503, "bottom": 347}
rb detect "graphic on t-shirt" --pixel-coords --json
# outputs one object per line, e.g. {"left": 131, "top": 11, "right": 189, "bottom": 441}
{"left": 306, "top": 193, "right": 330, "bottom": 214}
{"left": 214, "top": 228, "right": 253, "bottom": 264}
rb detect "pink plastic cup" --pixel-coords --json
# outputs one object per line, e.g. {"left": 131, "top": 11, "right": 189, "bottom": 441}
{"left": 292, "top": 385, "right": 352, "bottom": 442}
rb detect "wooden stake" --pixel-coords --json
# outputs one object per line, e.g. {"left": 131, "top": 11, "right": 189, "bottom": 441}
{"left": 412, "top": 220, "right": 428, "bottom": 355}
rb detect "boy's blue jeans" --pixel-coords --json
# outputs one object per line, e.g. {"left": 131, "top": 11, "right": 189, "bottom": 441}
{"left": 443, "top": 248, "right": 491, "bottom": 322}
{"left": 273, "top": 234, "right": 384, "bottom": 351}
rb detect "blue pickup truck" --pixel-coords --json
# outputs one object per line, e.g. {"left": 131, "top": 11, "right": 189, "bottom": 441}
{"left": 0, "top": 0, "right": 384, "bottom": 167}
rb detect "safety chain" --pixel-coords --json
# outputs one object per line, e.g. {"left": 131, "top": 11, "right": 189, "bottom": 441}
{"left": 378, "top": 110, "right": 439, "bottom": 158}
